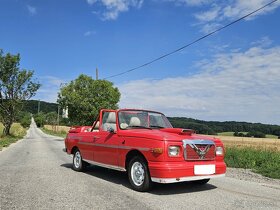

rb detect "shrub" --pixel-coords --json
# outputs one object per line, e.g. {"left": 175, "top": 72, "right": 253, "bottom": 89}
{"left": 19, "top": 114, "right": 32, "bottom": 128}
{"left": 225, "top": 147, "right": 280, "bottom": 179}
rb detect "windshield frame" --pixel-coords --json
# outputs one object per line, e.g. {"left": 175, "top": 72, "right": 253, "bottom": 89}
{"left": 117, "top": 109, "right": 173, "bottom": 130}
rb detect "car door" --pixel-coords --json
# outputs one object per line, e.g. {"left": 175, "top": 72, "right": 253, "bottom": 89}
{"left": 78, "top": 131, "right": 95, "bottom": 161}
{"left": 93, "top": 111, "right": 119, "bottom": 167}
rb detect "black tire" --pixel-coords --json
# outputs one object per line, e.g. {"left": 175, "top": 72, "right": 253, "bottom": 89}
{"left": 192, "top": 178, "right": 210, "bottom": 185}
{"left": 72, "top": 149, "right": 86, "bottom": 172}
{"left": 128, "top": 156, "right": 152, "bottom": 192}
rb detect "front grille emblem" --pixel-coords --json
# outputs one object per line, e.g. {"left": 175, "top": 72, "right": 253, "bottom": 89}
{"left": 190, "top": 144, "right": 211, "bottom": 159}
{"left": 182, "top": 139, "right": 215, "bottom": 160}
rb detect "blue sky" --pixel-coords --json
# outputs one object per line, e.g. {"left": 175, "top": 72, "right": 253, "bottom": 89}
{"left": 1, "top": 0, "right": 280, "bottom": 124}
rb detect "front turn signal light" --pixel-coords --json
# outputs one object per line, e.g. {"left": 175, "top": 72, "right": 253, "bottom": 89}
{"left": 152, "top": 148, "right": 163, "bottom": 154}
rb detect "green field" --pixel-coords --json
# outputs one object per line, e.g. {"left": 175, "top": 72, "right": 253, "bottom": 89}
{"left": 218, "top": 131, "right": 278, "bottom": 139}
{"left": 218, "top": 132, "right": 248, "bottom": 136}
{"left": 265, "top": 134, "right": 278, "bottom": 139}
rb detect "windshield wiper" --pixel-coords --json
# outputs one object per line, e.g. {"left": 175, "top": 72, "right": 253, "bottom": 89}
{"left": 150, "top": 125, "right": 165, "bottom": 129}
{"left": 128, "top": 126, "right": 152, "bottom": 130}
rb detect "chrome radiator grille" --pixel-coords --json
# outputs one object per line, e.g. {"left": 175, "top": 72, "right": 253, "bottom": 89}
{"left": 182, "top": 140, "right": 215, "bottom": 160}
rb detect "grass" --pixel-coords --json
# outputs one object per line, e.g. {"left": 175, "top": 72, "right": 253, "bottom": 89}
{"left": 0, "top": 123, "right": 26, "bottom": 151}
{"left": 218, "top": 132, "right": 248, "bottom": 136}
{"left": 265, "top": 134, "right": 278, "bottom": 139}
{"left": 225, "top": 146, "right": 280, "bottom": 179}
{"left": 218, "top": 132, "right": 278, "bottom": 139}
{"left": 41, "top": 127, "right": 67, "bottom": 138}
{"left": 0, "top": 123, "right": 3, "bottom": 135}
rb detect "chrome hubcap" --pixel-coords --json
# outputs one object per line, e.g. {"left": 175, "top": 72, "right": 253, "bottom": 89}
{"left": 74, "top": 151, "right": 81, "bottom": 168}
{"left": 131, "top": 162, "right": 145, "bottom": 186}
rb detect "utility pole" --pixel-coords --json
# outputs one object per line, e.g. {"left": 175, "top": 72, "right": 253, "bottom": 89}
{"left": 57, "top": 104, "right": 60, "bottom": 132}
{"left": 96, "top": 68, "right": 99, "bottom": 80}
{"left": 37, "top": 100, "right": 40, "bottom": 114}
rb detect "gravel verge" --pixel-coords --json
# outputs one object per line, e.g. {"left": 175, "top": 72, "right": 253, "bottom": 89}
{"left": 226, "top": 167, "right": 280, "bottom": 188}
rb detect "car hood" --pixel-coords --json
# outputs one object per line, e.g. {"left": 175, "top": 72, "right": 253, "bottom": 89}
{"left": 118, "top": 128, "right": 220, "bottom": 143}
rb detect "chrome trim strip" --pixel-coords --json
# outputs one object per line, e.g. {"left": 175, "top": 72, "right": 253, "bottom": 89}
{"left": 68, "top": 136, "right": 82, "bottom": 140}
{"left": 83, "top": 159, "right": 126, "bottom": 172}
{"left": 78, "top": 142, "right": 94, "bottom": 146}
{"left": 151, "top": 174, "right": 225, "bottom": 184}
{"left": 91, "top": 143, "right": 150, "bottom": 152}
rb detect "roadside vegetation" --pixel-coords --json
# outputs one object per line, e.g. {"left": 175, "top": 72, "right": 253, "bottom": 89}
{"left": 225, "top": 146, "right": 280, "bottom": 179}
{"left": 0, "top": 123, "right": 26, "bottom": 150}
{"left": 218, "top": 131, "right": 279, "bottom": 139}
{"left": 41, "top": 127, "right": 67, "bottom": 138}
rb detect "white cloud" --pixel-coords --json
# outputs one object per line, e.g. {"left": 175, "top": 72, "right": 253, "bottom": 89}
{"left": 118, "top": 41, "right": 280, "bottom": 124}
{"left": 34, "top": 76, "right": 66, "bottom": 103}
{"left": 191, "top": 0, "right": 280, "bottom": 33}
{"left": 165, "top": 0, "right": 213, "bottom": 6}
{"left": 84, "top": 30, "right": 96, "bottom": 36}
{"left": 251, "top": 36, "right": 273, "bottom": 47}
{"left": 87, "top": 0, "right": 98, "bottom": 4}
{"left": 223, "top": 0, "right": 280, "bottom": 20}
{"left": 194, "top": 5, "right": 220, "bottom": 22}
{"left": 27, "top": 5, "right": 37, "bottom": 15}
{"left": 86, "top": 0, "right": 144, "bottom": 20}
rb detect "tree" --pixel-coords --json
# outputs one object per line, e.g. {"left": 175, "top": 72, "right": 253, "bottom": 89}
{"left": 45, "top": 112, "right": 58, "bottom": 125}
{"left": 58, "top": 74, "right": 121, "bottom": 125}
{"left": 34, "top": 112, "right": 46, "bottom": 127}
{"left": 16, "top": 111, "right": 32, "bottom": 128}
{"left": 0, "top": 50, "right": 41, "bottom": 136}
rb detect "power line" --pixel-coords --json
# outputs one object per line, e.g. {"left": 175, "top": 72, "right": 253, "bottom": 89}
{"left": 103, "top": 0, "right": 279, "bottom": 80}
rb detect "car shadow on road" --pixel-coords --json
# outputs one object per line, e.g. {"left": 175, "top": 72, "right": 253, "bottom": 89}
{"left": 60, "top": 163, "right": 217, "bottom": 195}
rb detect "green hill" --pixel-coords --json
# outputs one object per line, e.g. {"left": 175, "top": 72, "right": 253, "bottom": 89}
{"left": 22, "top": 100, "right": 58, "bottom": 114}
{"left": 168, "top": 117, "right": 280, "bottom": 137}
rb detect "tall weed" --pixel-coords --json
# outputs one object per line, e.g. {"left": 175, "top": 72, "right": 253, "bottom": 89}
{"left": 225, "top": 147, "right": 280, "bottom": 179}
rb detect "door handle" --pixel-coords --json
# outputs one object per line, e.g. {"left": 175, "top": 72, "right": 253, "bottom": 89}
{"left": 93, "top": 136, "right": 100, "bottom": 142}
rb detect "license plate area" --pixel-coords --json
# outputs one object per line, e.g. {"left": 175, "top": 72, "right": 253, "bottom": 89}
{"left": 194, "top": 165, "right": 215, "bottom": 175}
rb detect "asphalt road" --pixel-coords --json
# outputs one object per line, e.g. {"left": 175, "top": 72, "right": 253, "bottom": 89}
{"left": 0, "top": 121, "right": 279, "bottom": 210}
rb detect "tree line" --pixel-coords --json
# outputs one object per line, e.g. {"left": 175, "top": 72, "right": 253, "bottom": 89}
{"left": 22, "top": 100, "right": 280, "bottom": 138}
{"left": 168, "top": 117, "right": 280, "bottom": 138}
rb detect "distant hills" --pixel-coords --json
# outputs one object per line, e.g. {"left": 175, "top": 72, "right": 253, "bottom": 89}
{"left": 168, "top": 117, "right": 280, "bottom": 136}
{"left": 22, "top": 100, "right": 58, "bottom": 114}
{"left": 22, "top": 100, "right": 280, "bottom": 136}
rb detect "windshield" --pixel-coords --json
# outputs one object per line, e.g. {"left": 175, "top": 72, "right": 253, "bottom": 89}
{"left": 118, "top": 110, "right": 173, "bottom": 130}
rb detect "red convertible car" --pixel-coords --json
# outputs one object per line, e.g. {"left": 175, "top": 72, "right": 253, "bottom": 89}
{"left": 63, "top": 109, "right": 226, "bottom": 191}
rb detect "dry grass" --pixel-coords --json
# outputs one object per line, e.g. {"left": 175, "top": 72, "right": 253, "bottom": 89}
{"left": 44, "top": 125, "right": 70, "bottom": 133}
{"left": 0, "top": 123, "right": 26, "bottom": 150}
{"left": 0, "top": 123, "right": 26, "bottom": 137}
{"left": 0, "top": 123, "right": 3, "bottom": 135}
{"left": 210, "top": 135, "right": 280, "bottom": 151}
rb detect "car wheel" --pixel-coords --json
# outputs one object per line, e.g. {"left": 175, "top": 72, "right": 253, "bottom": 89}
{"left": 128, "top": 156, "right": 152, "bottom": 192}
{"left": 73, "top": 149, "right": 85, "bottom": 172}
{"left": 192, "top": 178, "right": 210, "bottom": 185}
